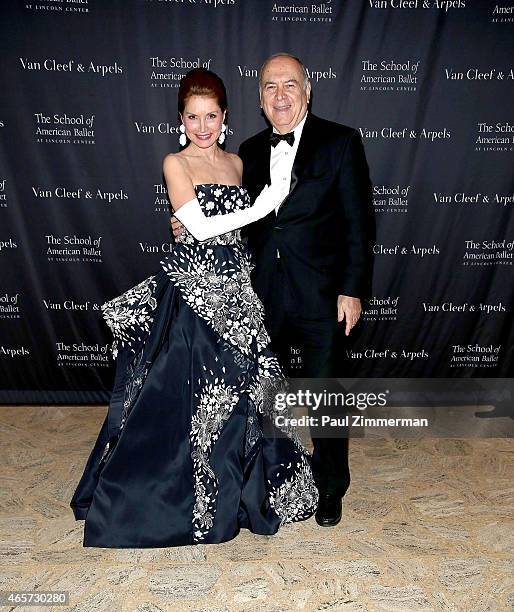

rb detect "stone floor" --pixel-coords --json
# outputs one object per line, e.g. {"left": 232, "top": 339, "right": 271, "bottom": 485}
{"left": 0, "top": 405, "right": 513, "bottom": 611}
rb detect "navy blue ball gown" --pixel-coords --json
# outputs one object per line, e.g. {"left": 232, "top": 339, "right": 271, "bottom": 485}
{"left": 70, "top": 183, "right": 318, "bottom": 547}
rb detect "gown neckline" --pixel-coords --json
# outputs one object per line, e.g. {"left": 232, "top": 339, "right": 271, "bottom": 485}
{"left": 193, "top": 183, "right": 244, "bottom": 189}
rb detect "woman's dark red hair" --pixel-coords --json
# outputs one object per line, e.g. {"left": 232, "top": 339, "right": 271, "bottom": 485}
{"left": 178, "top": 68, "right": 228, "bottom": 114}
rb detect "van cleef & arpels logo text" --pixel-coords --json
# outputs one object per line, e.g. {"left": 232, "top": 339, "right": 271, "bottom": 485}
{"left": 144, "top": 0, "right": 237, "bottom": 8}
{"left": 32, "top": 185, "right": 128, "bottom": 205}
{"left": 237, "top": 64, "right": 336, "bottom": 83}
{"left": 359, "top": 127, "right": 451, "bottom": 141}
{"left": 19, "top": 57, "right": 122, "bottom": 76}
{"left": 368, "top": 0, "right": 465, "bottom": 10}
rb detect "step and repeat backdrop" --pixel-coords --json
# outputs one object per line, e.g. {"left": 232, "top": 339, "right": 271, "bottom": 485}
{"left": 0, "top": 1, "right": 513, "bottom": 403}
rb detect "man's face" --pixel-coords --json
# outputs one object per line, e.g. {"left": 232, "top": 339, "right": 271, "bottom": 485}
{"left": 260, "top": 57, "right": 311, "bottom": 134}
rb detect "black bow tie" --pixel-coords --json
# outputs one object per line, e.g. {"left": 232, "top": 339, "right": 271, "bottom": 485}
{"left": 270, "top": 131, "right": 295, "bottom": 147}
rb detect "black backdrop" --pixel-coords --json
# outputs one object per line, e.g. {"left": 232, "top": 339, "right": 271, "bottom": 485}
{"left": 1, "top": 0, "right": 512, "bottom": 403}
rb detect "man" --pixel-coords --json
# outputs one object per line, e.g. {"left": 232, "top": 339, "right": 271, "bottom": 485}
{"left": 173, "top": 53, "right": 374, "bottom": 526}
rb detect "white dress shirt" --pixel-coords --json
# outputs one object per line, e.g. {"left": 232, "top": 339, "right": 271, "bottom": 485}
{"left": 270, "top": 112, "right": 308, "bottom": 214}
{"left": 269, "top": 112, "right": 308, "bottom": 258}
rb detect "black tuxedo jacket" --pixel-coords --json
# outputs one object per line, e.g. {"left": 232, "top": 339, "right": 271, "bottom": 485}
{"left": 238, "top": 112, "right": 375, "bottom": 320}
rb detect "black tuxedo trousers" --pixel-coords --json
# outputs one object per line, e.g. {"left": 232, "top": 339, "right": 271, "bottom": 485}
{"left": 267, "top": 257, "right": 351, "bottom": 497}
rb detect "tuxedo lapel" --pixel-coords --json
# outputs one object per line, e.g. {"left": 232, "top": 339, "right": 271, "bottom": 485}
{"left": 249, "top": 129, "right": 271, "bottom": 189}
{"left": 290, "top": 113, "right": 317, "bottom": 192}
{"left": 276, "top": 113, "right": 318, "bottom": 216}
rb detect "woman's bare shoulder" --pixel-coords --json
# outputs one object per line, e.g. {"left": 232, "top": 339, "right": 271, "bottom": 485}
{"left": 162, "top": 153, "right": 196, "bottom": 209}
{"left": 163, "top": 152, "right": 192, "bottom": 193}
{"left": 163, "top": 151, "right": 187, "bottom": 171}
{"left": 163, "top": 153, "right": 192, "bottom": 184}
{"left": 226, "top": 152, "right": 243, "bottom": 174}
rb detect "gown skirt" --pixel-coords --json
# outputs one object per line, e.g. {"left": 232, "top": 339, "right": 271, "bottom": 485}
{"left": 70, "top": 184, "right": 318, "bottom": 547}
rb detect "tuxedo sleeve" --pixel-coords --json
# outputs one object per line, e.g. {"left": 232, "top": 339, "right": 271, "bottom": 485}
{"left": 336, "top": 129, "right": 374, "bottom": 299}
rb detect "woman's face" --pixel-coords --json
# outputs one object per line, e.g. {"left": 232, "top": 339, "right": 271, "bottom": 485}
{"left": 181, "top": 95, "right": 225, "bottom": 149}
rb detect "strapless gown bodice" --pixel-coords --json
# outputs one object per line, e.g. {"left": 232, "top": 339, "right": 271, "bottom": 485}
{"left": 175, "top": 183, "right": 250, "bottom": 246}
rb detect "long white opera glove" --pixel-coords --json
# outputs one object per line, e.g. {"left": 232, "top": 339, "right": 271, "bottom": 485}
{"left": 174, "top": 184, "right": 283, "bottom": 242}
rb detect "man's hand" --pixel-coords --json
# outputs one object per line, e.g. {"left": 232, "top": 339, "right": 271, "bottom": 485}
{"left": 170, "top": 215, "right": 184, "bottom": 238}
{"left": 337, "top": 295, "right": 362, "bottom": 336}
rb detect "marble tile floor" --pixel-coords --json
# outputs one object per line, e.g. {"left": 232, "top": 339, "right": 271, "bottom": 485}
{"left": 0, "top": 405, "right": 513, "bottom": 612}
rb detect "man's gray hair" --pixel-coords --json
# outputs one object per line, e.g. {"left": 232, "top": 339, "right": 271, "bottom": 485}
{"left": 258, "top": 53, "right": 310, "bottom": 91}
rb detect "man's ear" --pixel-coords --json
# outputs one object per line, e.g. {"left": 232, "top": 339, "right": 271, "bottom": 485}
{"left": 306, "top": 81, "right": 312, "bottom": 104}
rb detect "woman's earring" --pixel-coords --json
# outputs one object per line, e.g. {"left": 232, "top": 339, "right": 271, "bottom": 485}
{"left": 179, "top": 124, "right": 187, "bottom": 147}
{"left": 218, "top": 123, "right": 227, "bottom": 145}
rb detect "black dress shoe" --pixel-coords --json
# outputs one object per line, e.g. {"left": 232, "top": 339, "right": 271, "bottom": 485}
{"left": 315, "top": 492, "right": 342, "bottom": 527}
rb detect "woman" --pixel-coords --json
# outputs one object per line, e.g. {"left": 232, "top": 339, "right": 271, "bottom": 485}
{"left": 70, "top": 68, "right": 318, "bottom": 547}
